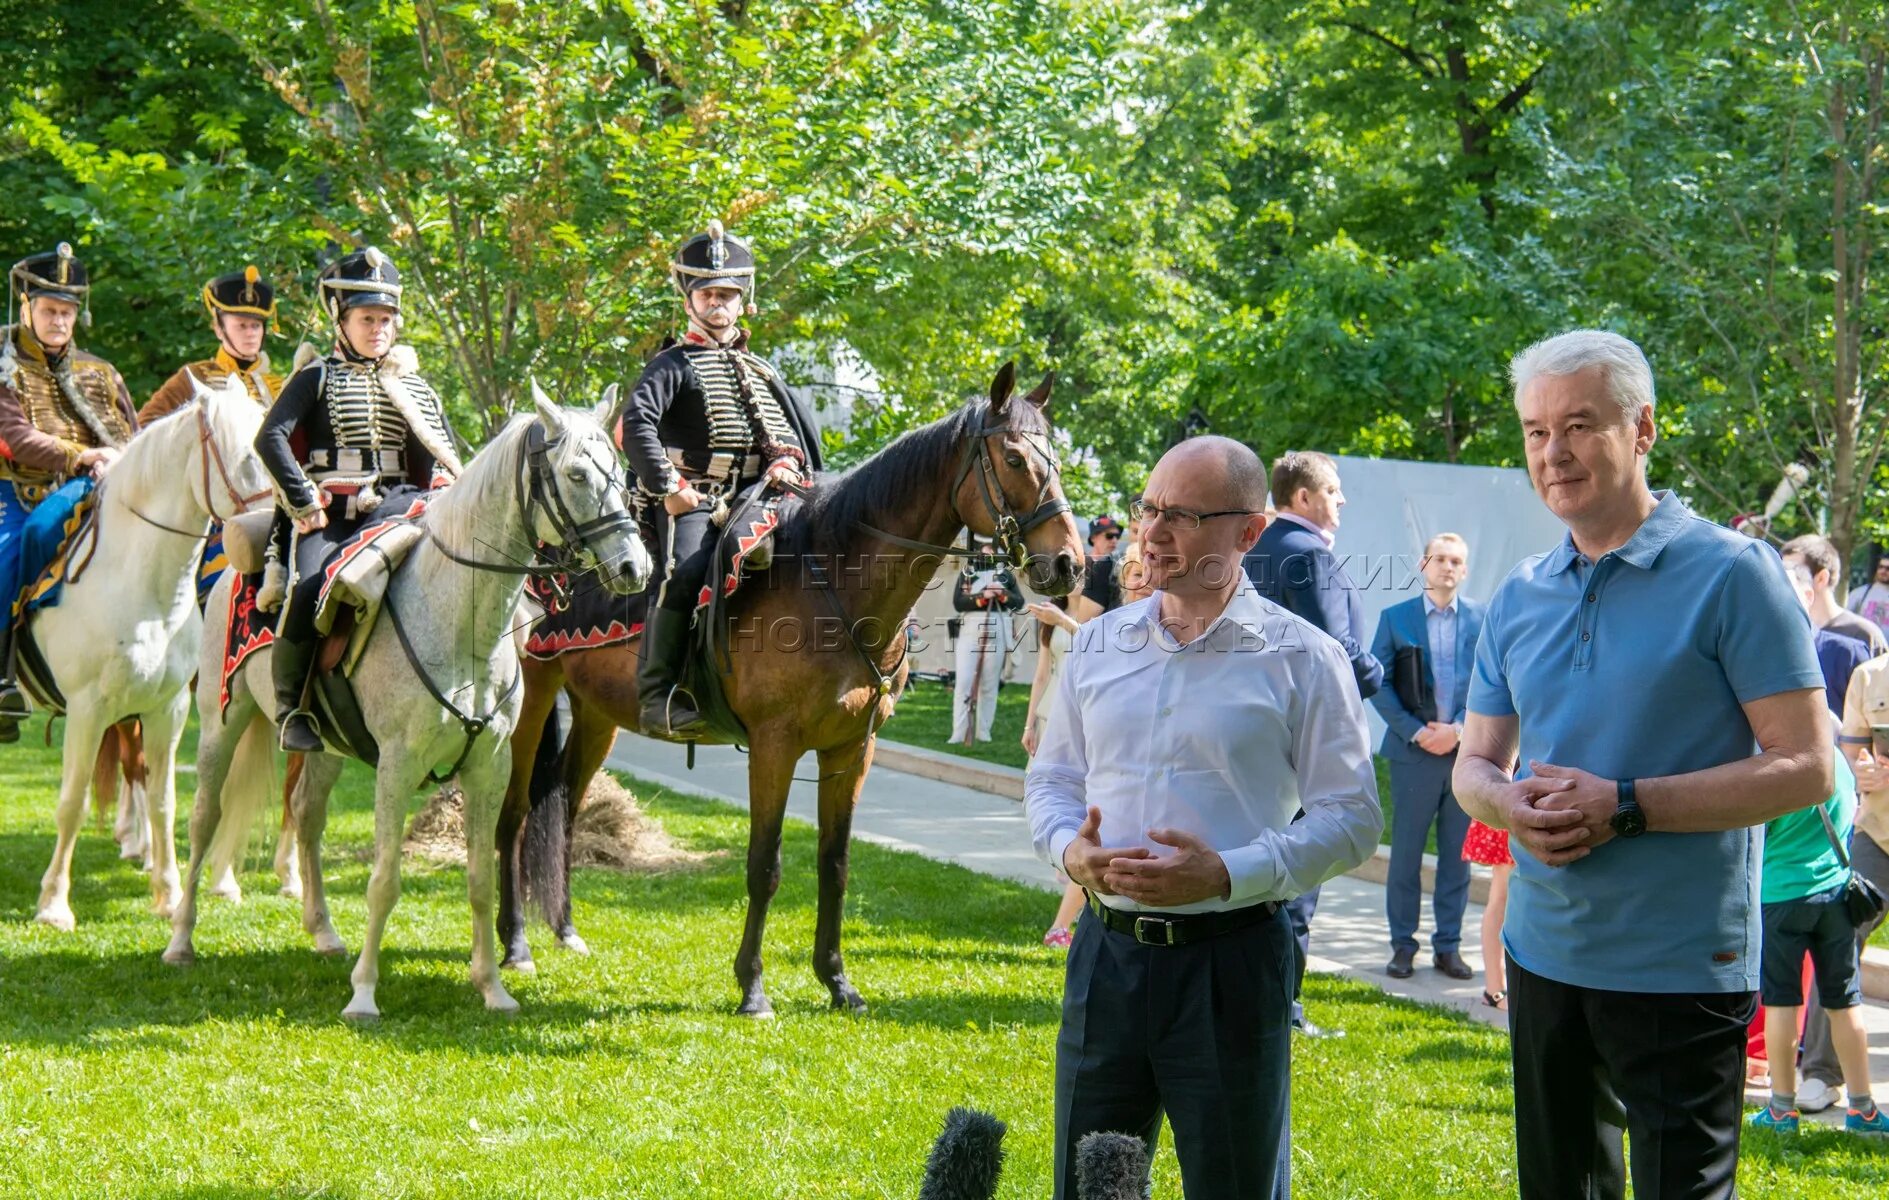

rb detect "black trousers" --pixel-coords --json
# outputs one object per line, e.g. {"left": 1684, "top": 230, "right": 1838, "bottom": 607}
{"left": 1054, "top": 906, "right": 1293, "bottom": 1200}
{"left": 1282, "top": 885, "right": 1318, "bottom": 1025}
{"left": 1509, "top": 955, "right": 1754, "bottom": 1200}
{"left": 652, "top": 503, "right": 720, "bottom": 615}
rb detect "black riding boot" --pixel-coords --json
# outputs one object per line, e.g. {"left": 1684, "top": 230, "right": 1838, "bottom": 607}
{"left": 637, "top": 606, "right": 706, "bottom": 740}
{"left": 0, "top": 624, "right": 25, "bottom": 744}
{"left": 272, "top": 637, "right": 323, "bottom": 752}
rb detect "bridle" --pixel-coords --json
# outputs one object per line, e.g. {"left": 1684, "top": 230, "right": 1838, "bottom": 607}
{"left": 856, "top": 414, "right": 1071, "bottom": 568}
{"left": 425, "top": 421, "right": 638, "bottom": 609}
{"left": 121, "top": 399, "right": 272, "bottom": 538}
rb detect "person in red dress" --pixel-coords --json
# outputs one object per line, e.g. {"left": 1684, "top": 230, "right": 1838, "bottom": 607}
{"left": 1462, "top": 819, "right": 1513, "bottom": 1009}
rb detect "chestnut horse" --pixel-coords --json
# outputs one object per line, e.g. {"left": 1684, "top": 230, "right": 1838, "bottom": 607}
{"left": 498, "top": 363, "right": 1084, "bottom": 1015}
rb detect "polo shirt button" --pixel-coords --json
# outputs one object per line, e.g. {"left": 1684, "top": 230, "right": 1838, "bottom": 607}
{"left": 1586, "top": 594, "right": 1596, "bottom": 603}
{"left": 1581, "top": 632, "right": 1591, "bottom": 642}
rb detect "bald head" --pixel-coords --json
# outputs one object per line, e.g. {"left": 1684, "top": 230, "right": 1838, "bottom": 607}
{"left": 1159, "top": 436, "right": 1266, "bottom": 511}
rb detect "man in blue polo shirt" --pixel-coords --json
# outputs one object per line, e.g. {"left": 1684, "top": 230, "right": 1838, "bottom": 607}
{"left": 1454, "top": 330, "right": 1831, "bottom": 1200}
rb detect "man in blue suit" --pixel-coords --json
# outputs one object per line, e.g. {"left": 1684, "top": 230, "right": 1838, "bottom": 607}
{"left": 1371, "top": 532, "right": 1484, "bottom": 981}
{"left": 1244, "top": 451, "right": 1383, "bottom": 1042}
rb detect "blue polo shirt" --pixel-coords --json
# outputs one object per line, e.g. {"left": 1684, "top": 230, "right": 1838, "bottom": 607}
{"left": 1469, "top": 491, "right": 1823, "bottom": 993}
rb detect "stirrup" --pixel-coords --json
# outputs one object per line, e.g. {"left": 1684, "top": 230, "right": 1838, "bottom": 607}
{"left": 643, "top": 688, "right": 706, "bottom": 742}
{"left": 278, "top": 709, "right": 323, "bottom": 752}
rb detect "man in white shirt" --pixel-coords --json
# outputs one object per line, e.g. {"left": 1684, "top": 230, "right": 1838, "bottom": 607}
{"left": 1025, "top": 436, "right": 1382, "bottom": 1200}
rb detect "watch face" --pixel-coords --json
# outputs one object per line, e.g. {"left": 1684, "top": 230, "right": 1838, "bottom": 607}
{"left": 1612, "top": 807, "right": 1647, "bottom": 838}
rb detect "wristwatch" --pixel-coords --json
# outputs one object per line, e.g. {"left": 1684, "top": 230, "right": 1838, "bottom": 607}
{"left": 1610, "top": 777, "right": 1647, "bottom": 839}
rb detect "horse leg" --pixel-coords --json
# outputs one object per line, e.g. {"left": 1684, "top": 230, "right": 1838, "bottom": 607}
{"left": 734, "top": 736, "right": 797, "bottom": 1017}
{"left": 460, "top": 746, "right": 519, "bottom": 1013}
{"left": 275, "top": 753, "right": 305, "bottom": 899}
{"left": 140, "top": 693, "right": 189, "bottom": 919}
{"left": 36, "top": 706, "right": 109, "bottom": 931}
{"left": 343, "top": 768, "right": 412, "bottom": 1021}
{"left": 498, "top": 661, "right": 559, "bottom": 973}
{"left": 294, "top": 752, "right": 348, "bottom": 957}
{"left": 120, "top": 720, "right": 151, "bottom": 870}
{"left": 166, "top": 691, "right": 244, "bottom": 963}
{"left": 812, "top": 739, "right": 873, "bottom": 1014}
{"left": 553, "top": 690, "right": 618, "bottom": 955}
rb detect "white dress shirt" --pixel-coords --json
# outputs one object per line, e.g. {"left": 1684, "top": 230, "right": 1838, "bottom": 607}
{"left": 1025, "top": 578, "right": 1383, "bottom": 914}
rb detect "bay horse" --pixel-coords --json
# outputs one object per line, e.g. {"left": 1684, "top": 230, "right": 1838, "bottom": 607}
{"left": 168, "top": 391, "right": 652, "bottom": 1019}
{"left": 499, "top": 362, "right": 1084, "bottom": 1016}
{"left": 24, "top": 372, "right": 271, "bottom": 929}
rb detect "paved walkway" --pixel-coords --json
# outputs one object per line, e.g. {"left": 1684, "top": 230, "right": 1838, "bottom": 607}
{"left": 605, "top": 734, "right": 1889, "bottom": 1126}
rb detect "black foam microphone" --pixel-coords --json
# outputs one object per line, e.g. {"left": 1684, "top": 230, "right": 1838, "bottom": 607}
{"left": 1075, "top": 1131, "right": 1150, "bottom": 1200}
{"left": 916, "top": 1107, "right": 1007, "bottom": 1200}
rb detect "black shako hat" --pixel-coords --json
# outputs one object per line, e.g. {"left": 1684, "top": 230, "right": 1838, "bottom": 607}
{"left": 318, "top": 246, "right": 402, "bottom": 320}
{"left": 669, "top": 220, "right": 756, "bottom": 297}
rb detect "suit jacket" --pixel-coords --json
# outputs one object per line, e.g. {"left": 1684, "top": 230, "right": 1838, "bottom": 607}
{"left": 1369, "top": 593, "right": 1485, "bottom": 762}
{"left": 1243, "top": 518, "right": 1383, "bottom": 698}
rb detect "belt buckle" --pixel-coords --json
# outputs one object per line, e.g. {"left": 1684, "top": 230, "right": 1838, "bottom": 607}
{"left": 1132, "top": 914, "right": 1175, "bottom": 946}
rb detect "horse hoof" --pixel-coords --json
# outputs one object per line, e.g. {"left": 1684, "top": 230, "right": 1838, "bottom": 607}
{"left": 501, "top": 956, "right": 537, "bottom": 975}
{"left": 208, "top": 882, "right": 244, "bottom": 905}
{"left": 162, "top": 943, "right": 196, "bottom": 967}
{"left": 33, "top": 906, "right": 75, "bottom": 932}
{"left": 279, "top": 883, "right": 304, "bottom": 902}
{"left": 556, "top": 931, "right": 591, "bottom": 956}
{"left": 118, "top": 844, "right": 144, "bottom": 862}
{"left": 483, "top": 988, "right": 521, "bottom": 1014}
{"left": 341, "top": 990, "right": 380, "bottom": 1023}
{"left": 736, "top": 996, "right": 775, "bottom": 1019}
{"left": 312, "top": 934, "right": 348, "bottom": 958}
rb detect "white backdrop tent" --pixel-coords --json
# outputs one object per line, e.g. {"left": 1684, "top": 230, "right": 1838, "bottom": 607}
{"left": 900, "top": 454, "right": 1570, "bottom": 704}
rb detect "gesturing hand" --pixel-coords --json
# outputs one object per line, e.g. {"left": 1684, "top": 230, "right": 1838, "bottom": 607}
{"left": 1101, "top": 827, "right": 1231, "bottom": 908}
{"left": 1060, "top": 805, "right": 1150, "bottom": 896}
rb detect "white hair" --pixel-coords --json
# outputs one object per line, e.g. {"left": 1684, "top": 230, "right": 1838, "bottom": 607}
{"left": 1509, "top": 330, "right": 1656, "bottom": 424}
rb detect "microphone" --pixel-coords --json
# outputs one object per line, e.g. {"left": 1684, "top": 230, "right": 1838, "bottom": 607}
{"left": 916, "top": 1107, "right": 1007, "bottom": 1200}
{"left": 1076, "top": 1131, "right": 1150, "bottom": 1200}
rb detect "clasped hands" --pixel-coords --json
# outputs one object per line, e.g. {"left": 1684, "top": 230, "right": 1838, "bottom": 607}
{"left": 1060, "top": 805, "right": 1230, "bottom": 907}
{"left": 1413, "top": 721, "right": 1459, "bottom": 755}
{"left": 1499, "top": 760, "right": 1621, "bottom": 867}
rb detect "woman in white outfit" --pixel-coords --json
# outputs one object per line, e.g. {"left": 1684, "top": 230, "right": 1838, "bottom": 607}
{"left": 1023, "top": 595, "right": 1084, "bottom": 946}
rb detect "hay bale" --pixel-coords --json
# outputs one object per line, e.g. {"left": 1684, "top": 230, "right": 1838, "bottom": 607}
{"left": 403, "top": 775, "right": 709, "bottom": 873}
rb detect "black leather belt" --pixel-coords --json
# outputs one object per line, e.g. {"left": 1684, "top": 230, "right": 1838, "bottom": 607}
{"left": 309, "top": 447, "right": 406, "bottom": 474}
{"left": 1086, "top": 891, "right": 1280, "bottom": 947}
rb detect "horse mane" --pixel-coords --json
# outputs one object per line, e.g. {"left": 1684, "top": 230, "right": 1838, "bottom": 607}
{"left": 776, "top": 395, "right": 1047, "bottom": 563}
{"left": 108, "top": 378, "right": 265, "bottom": 513}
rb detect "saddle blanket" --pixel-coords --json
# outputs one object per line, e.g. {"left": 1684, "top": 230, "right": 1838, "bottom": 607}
{"left": 218, "top": 494, "right": 432, "bottom": 711}
{"left": 522, "top": 495, "right": 782, "bottom": 661}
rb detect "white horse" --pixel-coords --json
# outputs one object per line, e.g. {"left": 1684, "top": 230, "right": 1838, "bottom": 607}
{"left": 27, "top": 372, "right": 272, "bottom": 929}
{"left": 167, "top": 390, "right": 650, "bottom": 1019}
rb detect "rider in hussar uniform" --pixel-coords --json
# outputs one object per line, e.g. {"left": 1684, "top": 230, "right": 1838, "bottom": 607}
{"left": 256, "top": 246, "right": 460, "bottom": 752}
{"left": 0, "top": 244, "right": 137, "bottom": 741}
{"left": 617, "top": 221, "right": 824, "bottom": 739}
{"left": 142, "top": 266, "right": 283, "bottom": 422}
{"left": 142, "top": 266, "right": 285, "bottom": 605}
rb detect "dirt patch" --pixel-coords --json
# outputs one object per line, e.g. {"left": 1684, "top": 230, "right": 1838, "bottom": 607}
{"left": 403, "top": 775, "right": 712, "bottom": 873}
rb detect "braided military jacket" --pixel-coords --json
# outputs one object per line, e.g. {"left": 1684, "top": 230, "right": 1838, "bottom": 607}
{"left": 140, "top": 347, "right": 284, "bottom": 425}
{"left": 256, "top": 344, "right": 460, "bottom": 520}
{"left": 0, "top": 324, "right": 136, "bottom": 499}
{"left": 616, "top": 329, "right": 823, "bottom": 495}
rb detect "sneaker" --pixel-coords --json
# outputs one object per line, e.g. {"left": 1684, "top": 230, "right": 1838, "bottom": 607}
{"left": 1749, "top": 1106, "right": 1799, "bottom": 1134}
{"left": 1042, "top": 927, "right": 1072, "bottom": 949}
{"left": 1798, "top": 1077, "right": 1841, "bottom": 1113}
{"left": 1846, "top": 1105, "right": 1889, "bottom": 1135}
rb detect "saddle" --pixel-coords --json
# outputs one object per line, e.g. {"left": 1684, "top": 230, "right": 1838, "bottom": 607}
{"left": 13, "top": 491, "right": 108, "bottom": 715}
{"left": 523, "top": 482, "right": 786, "bottom": 746}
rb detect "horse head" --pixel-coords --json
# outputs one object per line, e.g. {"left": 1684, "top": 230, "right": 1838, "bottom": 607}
{"left": 957, "top": 361, "right": 1084, "bottom": 596}
{"left": 183, "top": 370, "right": 272, "bottom": 523}
{"left": 523, "top": 379, "right": 653, "bottom": 597}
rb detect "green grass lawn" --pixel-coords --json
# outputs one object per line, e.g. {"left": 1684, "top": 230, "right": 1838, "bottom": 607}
{"left": 881, "top": 674, "right": 1032, "bottom": 770}
{"left": 0, "top": 713, "right": 1883, "bottom": 1197}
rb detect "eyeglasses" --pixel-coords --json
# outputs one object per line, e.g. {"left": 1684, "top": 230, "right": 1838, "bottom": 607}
{"left": 1129, "top": 498, "right": 1260, "bottom": 531}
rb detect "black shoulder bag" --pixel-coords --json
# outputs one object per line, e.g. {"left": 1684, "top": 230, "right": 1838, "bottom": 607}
{"left": 1816, "top": 806, "right": 1889, "bottom": 927}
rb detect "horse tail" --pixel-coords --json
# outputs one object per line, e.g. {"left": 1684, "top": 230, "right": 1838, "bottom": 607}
{"left": 207, "top": 713, "right": 277, "bottom": 883}
{"left": 521, "top": 698, "right": 569, "bottom": 931}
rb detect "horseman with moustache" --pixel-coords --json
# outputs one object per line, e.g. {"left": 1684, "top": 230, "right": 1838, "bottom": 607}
{"left": 256, "top": 246, "right": 461, "bottom": 752}
{"left": 0, "top": 244, "right": 137, "bottom": 742}
{"left": 142, "top": 266, "right": 285, "bottom": 605}
{"left": 616, "top": 221, "right": 823, "bottom": 739}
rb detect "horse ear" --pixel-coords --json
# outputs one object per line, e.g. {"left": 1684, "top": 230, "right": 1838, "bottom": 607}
{"left": 1023, "top": 370, "right": 1055, "bottom": 410}
{"left": 989, "top": 361, "right": 1018, "bottom": 413}
{"left": 530, "top": 377, "right": 567, "bottom": 436}
{"left": 185, "top": 369, "right": 208, "bottom": 398}
{"left": 595, "top": 383, "right": 620, "bottom": 426}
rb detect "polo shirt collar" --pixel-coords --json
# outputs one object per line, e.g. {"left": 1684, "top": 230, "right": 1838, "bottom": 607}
{"left": 1546, "top": 490, "right": 1687, "bottom": 574}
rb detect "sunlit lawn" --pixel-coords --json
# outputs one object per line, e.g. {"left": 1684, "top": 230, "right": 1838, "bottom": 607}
{"left": 0, "top": 713, "right": 1883, "bottom": 1197}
